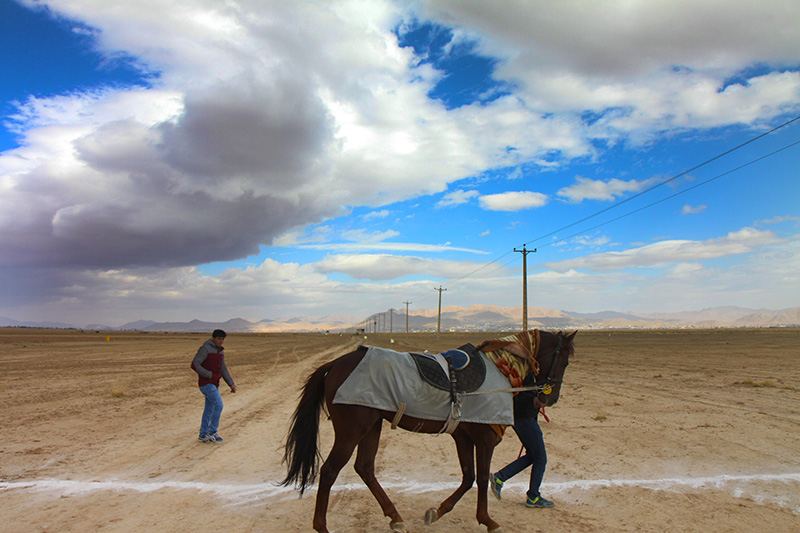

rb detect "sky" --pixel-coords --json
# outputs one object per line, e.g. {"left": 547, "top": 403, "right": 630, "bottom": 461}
{"left": 1, "top": 0, "right": 799, "bottom": 328}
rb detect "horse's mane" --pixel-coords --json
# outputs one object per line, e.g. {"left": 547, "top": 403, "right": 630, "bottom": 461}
{"left": 477, "top": 329, "right": 541, "bottom": 388}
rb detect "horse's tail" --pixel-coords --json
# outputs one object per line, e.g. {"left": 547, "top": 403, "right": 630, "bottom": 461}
{"left": 280, "top": 359, "right": 335, "bottom": 494}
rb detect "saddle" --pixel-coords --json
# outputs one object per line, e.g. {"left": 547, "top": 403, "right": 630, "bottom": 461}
{"left": 411, "top": 343, "right": 486, "bottom": 394}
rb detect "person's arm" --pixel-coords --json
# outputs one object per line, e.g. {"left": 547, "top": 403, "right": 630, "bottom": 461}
{"left": 220, "top": 359, "right": 236, "bottom": 392}
{"left": 191, "top": 346, "right": 213, "bottom": 379}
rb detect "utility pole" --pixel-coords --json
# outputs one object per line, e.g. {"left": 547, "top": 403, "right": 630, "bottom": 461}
{"left": 404, "top": 301, "right": 411, "bottom": 333}
{"left": 388, "top": 308, "right": 393, "bottom": 333}
{"left": 514, "top": 245, "right": 536, "bottom": 331}
{"left": 434, "top": 285, "right": 447, "bottom": 335}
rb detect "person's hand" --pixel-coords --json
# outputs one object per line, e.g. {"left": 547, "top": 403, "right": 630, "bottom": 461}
{"left": 534, "top": 397, "right": 545, "bottom": 409}
{"left": 230, "top": 385, "right": 237, "bottom": 393}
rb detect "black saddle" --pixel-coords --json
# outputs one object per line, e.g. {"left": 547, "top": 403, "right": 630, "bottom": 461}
{"left": 411, "top": 343, "right": 486, "bottom": 394}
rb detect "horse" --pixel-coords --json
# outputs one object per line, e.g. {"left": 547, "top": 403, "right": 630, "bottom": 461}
{"left": 281, "top": 329, "right": 576, "bottom": 533}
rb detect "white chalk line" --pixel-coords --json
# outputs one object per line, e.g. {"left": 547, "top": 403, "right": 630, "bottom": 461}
{"left": 2, "top": 473, "right": 799, "bottom": 510}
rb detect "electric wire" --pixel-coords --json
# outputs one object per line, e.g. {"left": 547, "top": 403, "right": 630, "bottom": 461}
{"left": 523, "top": 115, "right": 800, "bottom": 247}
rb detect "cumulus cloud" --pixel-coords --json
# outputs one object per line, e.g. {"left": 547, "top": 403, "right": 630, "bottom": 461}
{"left": 419, "top": 0, "right": 800, "bottom": 138}
{"left": 542, "top": 227, "right": 785, "bottom": 272}
{"left": 479, "top": 191, "right": 548, "bottom": 211}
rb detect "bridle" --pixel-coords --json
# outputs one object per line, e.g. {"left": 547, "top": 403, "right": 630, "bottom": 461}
{"left": 534, "top": 334, "right": 568, "bottom": 397}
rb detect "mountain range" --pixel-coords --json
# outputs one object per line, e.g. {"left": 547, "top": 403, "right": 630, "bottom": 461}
{"left": 2, "top": 305, "right": 798, "bottom": 332}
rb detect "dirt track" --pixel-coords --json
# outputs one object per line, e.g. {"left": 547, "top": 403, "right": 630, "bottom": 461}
{"left": 2, "top": 328, "right": 799, "bottom": 532}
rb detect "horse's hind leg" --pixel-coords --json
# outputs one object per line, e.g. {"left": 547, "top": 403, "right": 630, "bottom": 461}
{"left": 314, "top": 436, "right": 359, "bottom": 533}
{"left": 425, "top": 431, "right": 475, "bottom": 525}
{"left": 314, "top": 408, "right": 381, "bottom": 532}
{"left": 354, "top": 419, "right": 406, "bottom": 531}
{"left": 475, "top": 440, "right": 502, "bottom": 533}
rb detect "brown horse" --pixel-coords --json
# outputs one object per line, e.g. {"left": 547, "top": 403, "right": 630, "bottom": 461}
{"left": 281, "top": 329, "right": 576, "bottom": 533}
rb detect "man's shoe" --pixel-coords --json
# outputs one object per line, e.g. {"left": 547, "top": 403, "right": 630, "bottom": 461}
{"left": 490, "top": 473, "right": 503, "bottom": 501}
{"left": 210, "top": 433, "right": 223, "bottom": 442}
{"left": 198, "top": 434, "right": 215, "bottom": 443}
{"left": 526, "top": 495, "right": 554, "bottom": 508}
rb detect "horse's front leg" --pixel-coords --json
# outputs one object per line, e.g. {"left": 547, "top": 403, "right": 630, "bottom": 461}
{"left": 475, "top": 439, "right": 502, "bottom": 533}
{"left": 354, "top": 419, "right": 406, "bottom": 531}
{"left": 424, "top": 431, "right": 475, "bottom": 525}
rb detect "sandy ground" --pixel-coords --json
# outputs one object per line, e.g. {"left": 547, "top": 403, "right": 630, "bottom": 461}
{"left": 2, "top": 327, "right": 799, "bottom": 532}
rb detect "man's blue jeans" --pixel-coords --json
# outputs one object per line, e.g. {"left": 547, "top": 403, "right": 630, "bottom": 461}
{"left": 495, "top": 416, "right": 547, "bottom": 500}
{"left": 199, "top": 383, "right": 223, "bottom": 436}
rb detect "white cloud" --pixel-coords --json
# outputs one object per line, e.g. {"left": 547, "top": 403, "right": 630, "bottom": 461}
{"left": 755, "top": 215, "right": 800, "bottom": 225}
{"left": 437, "top": 189, "right": 480, "bottom": 208}
{"left": 558, "top": 176, "right": 657, "bottom": 203}
{"left": 681, "top": 204, "right": 707, "bottom": 215}
{"left": 479, "top": 191, "right": 548, "bottom": 211}
{"left": 363, "top": 209, "right": 391, "bottom": 220}
{"left": 297, "top": 242, "right": 488, "bottom": 254}
{"left": 314, "top": 253, "right": 505, "bottom": 281}
{"left": 543, "top": 227, "right": 785, "bottom": 272}
{"left": 420, "top": 0, "right": 800, "bottom": 138}
{"left": 572, "top": 234, "right": 611, "bottom": 247}
{"left": 341, "top": 229, "right": 400, "bottom": 243}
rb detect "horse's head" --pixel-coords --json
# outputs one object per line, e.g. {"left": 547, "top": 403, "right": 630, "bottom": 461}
{"left": 533, "top": 330, "right": 576, "bottom": 407}
{"left": 478, "top": 329, "right": 576, "bottom": 406}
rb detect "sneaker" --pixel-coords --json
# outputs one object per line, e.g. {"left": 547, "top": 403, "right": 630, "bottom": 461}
{"left": 210, "top": 433, "right": 223, "bottom": 442}
{"left": 198, "top": 434, "right": 215, "bottom": 443}
{"left": 526, "top": 495, "right": 554, "bottom": 508}
{"left": 490, "top": 473, "right": 503, "bottom": 501}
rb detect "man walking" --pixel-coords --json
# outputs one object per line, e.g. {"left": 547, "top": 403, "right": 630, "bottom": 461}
{"left": 191, "top": 329, "right": 236, "bottom": 442}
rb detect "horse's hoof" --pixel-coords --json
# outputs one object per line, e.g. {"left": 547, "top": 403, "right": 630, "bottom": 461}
{"left": 488, "top": 528, "right": 503, "bottom": 533}
{"left": 424, "top": 508, "right": 438, "bottom": 525}
{"left": 390, "top": 521, "right": 407, "bottom": 532}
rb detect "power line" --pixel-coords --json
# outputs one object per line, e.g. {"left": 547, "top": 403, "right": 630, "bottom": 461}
{"left": 539, "top": 138, "right": 800, "bottom": 250}
{"left": 443, "top": 122, "right": 800, "bottom": 284}
{"left": 523, "top": 114, "right": 800, "bottom": 248}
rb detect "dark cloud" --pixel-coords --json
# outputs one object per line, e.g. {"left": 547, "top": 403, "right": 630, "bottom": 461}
{"left": 159, "top": 75, "right": 333, "bottom": 189}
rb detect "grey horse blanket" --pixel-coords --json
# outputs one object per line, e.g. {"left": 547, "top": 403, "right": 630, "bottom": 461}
{"left": 333, "top": 345, "right": 513, "bottom": 425}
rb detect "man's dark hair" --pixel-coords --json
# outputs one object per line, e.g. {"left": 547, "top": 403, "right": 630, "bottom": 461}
{"left": 212, "top": 329, "right": 227, "bottom": 338}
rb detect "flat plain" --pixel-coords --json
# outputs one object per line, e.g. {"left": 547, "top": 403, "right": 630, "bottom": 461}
{"left": 1, "top": 327, "right": 799, "bottom": 532}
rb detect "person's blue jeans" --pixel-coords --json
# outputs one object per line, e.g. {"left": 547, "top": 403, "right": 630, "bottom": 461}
{"left": 199, "top": 383, "right": 223, "bottom": 436}
{"left": 495, "top": 416, "right": 547, "bottom": 500}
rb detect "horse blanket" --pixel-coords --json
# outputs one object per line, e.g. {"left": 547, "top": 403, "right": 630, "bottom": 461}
{"left": 333, "top": 345, "right": 513, "bottom": 425}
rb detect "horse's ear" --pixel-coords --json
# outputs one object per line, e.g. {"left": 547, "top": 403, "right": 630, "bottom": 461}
{"left": 565, "top": 330, "right": 577, "bottom": 342}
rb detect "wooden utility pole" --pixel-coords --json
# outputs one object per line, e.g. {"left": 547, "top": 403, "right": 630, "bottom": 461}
{"left": 388, "top": 308, "right": 393, "bottom": 333}
{"left": 513, "top": 246, "right": 536, "bottom": 331}
{"left": 404, "top": 301, "right": 411, "bottom": 333}
{"left": 434, "top": 286, "right": 447, "bottom": 335}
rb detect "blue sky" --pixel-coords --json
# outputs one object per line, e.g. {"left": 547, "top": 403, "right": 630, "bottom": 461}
{"left": 1, "top": 0, "right": 799, "bottom": 327}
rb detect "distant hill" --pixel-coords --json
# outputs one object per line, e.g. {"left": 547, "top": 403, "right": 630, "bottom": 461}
{"left": 2, "top": 306, "right": 798, "bottom": 332}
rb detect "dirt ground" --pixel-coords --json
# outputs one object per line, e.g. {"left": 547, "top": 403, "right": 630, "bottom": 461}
{"left": 1, "top": 327, "right": 799, "bottom": 532}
